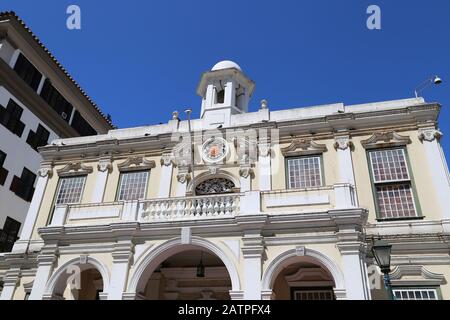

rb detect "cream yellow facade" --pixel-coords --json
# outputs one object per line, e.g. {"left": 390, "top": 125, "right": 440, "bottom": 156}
{"left": 1, "top": 60, "right": 449, "bottom": 300}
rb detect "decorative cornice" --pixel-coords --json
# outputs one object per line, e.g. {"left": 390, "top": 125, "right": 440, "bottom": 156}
{"left": 117, "top": 156, "right": 156, "bottom": 172}
{"left": 57, "top": 162, "right": 93, "bottom": 177}
{"left": 361, "top": 131, "right": 411, "bottom": 149}
{"left": 334, "top": 136, "right": 353, "bottom": 151}
{"left": 418, "top": 128, "right": 443, "bottom": 142}
{"left": 281, "top": 138, "right": 327, "bottom": 156}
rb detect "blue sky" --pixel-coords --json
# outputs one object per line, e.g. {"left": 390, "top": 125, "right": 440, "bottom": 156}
{"left": 2, "top": 0, "right": 450, "bottom": 157}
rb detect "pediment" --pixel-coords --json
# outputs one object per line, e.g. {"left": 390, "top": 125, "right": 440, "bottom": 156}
{"left": 117, "top": 156, "right": 156, "bottom": 172}
{"left": 57, "top": 162, "right": 93, "bottom": 177}
{"left": 390, "top": 265, "right": 446, "bottom": 286}
{"left": 281, "top": 139, "right": 327, "bottom": 156}
{"left": 361, "top": 131, "right": 411, "bottom": 149}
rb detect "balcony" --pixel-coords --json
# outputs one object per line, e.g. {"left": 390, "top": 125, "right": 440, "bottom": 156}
{"left": 50, "top": 183, "right": 357, "bottom": 227}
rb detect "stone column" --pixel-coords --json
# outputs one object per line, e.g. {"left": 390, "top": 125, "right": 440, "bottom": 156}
{"left": 12, "top": 163, "right": 53, "bottom": 253}
{"left": 242, "top": 233, "right": 264, "bottom": 300}
{"left": 91, "top": 158, "right": 112, "bottom": 203}
{"left": 337, "top": 240, "right": 371, "bottom": 300}
{"left": 108, "top": 240, "right": 134, "bottom": 300}
{"left": 258, "top": 142, "right": 271, "bottom": 191}
{"left": 418, "top": 128, "right": 450, "bottom": 225}
{"left": 158, "top": 153, "right": 174, "bottom": 198}
{"left": 0, "top": 266, "right": 20, "bottom": 300}
{"left": 334, "top": 135, "right": 358, "bottom": 206}
{"left": 29, "top": 249, "right": 57, "bottom": 300}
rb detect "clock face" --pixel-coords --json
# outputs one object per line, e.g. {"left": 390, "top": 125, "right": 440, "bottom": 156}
{"left": 202, "top": 137, "right": 228, "bottom": 163}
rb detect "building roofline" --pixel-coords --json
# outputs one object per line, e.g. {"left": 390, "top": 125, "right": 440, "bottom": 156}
{"left": 0, "top": 11, "right": 115, "bottom": 129}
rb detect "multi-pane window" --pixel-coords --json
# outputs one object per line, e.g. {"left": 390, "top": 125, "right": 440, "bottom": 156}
{"left": 393, "top": 288, "right": 438, "bottom": 300}
{"left": 13, "top": 53, "right": 42, "bottom": 91}
{"left": 55, "top": 176, "right": 86, "bottom": 205}
{"left": 117, "top": 171, "right": 149, "bottom": 201}
{"left": 0, "top": 99, "right": 25, "bottom": 137}
{"left": 40, "top": 78, "right": 74, "bottom": 122}
{"left": 368, "top": 148, "right": 417, "bottom": 219}
{"left": 71, "top": 110, "right": 97, "bottom": 137}
{"left": 0, "top": 150, "right": 8, "bottom": 186}
{"left": 10, "top": 167, "right": 36, "bottom": 202}
{"left": 287, "top": 156, "right": 322, "bottom": 189}
{"left": 26, "top": 124, "right": 50, "bottom": 151}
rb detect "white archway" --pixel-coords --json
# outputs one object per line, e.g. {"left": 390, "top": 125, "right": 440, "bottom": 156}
{"left": 128, "top": 237, "right": 241, "bottom": 298}
{"left": 43, "top": 256, "right": 110, "bottom": 300}
{"left": 261, "top": 247, "right": 346, "bottom": 299}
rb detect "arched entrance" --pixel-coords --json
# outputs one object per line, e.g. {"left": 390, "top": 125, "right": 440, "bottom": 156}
{"left": 128, "top": 237, "right": 241, "bottom": 300}
{"left": 43, "top": 257, "right": 109, "bottom": 300}
{"left": 262, "top": 248, "right": 346, "bottom": 300}
{"left": 143, "top": 249, "right": 232, "bottom": 300}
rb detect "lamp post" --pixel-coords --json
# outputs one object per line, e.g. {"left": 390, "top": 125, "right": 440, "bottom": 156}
{"left": 372, "top": 238, "right": 394, "bottom": 300}
{"left": 414, "top": 75, "right": 442, "bottom": 98}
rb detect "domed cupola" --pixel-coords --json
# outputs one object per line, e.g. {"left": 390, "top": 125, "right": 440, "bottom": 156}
{"left": 196, "top": 60, "right": 255, "bottom": 126}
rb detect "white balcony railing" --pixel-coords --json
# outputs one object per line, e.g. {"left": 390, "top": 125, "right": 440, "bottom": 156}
{"left": 49, "top": 184, "right": 357, "bottom": 226}
{"left": 139, "top": 193, "right": 241, "bottom": 222}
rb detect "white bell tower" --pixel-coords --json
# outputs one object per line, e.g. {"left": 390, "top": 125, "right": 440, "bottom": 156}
{"left": 196, "top": 60, "right": 255, "bottom": 126}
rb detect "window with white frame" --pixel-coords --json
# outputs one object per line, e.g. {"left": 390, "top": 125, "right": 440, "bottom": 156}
{"left": 292, "top": 288, "right": 335, "bottom": 300}
{"left": 55, "top": 176, "right": 86, "bottom": 205}
{"left": 368, "top": 148, "right": 418, "bottom": 219}
{"left": 117, "top": 171, "right": 149, "bottom": 201}
{"left": 393, "top": 288, "right": 438, "bottom": 300}
{"left": 287, "top": 155, "right": 323, "bottom": 189}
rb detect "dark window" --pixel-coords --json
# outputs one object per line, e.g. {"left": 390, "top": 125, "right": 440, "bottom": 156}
{"left": 0, "top": 150, "right": 8, "bottom": 186}
{"left": 26, "top": 124, "right": 50, "bottom": 151}
{"left": 10, "top": 167, "right": 36, "bottom": 202}
{"left": 71, "top": 110, "right": 97, "bottom": 136}
{"left": 0, "top": 217, "right": 21, "bottom": 253}
{"left": 0, "top": 99, "right": 25, "bottom": 137}
{"left": 216, "top": 89, "right": 225, "bottom": 104}
{"left": 40, "top": 79, "right": 73, "bottom": 122}
{"left": 13, "top": 53, "right": 42, "bottom": 91}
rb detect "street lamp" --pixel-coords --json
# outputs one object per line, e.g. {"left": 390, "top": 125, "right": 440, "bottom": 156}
{"left": 414, "top": 75, "right": 442, "bottom": 98}
{"left": 196, "top": 252, "right": 205, "bottom": 278}
{"left": 372, "top": 238, "right": 394, "bottom": 300}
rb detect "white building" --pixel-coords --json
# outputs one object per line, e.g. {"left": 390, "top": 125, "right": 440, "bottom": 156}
{"left": 0, "top": 12, "right": 113, "bottom": 252}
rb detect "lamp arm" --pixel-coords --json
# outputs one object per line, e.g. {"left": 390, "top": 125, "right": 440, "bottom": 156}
{"left": 414, "top": 77, "right": 434, "bottom": 97}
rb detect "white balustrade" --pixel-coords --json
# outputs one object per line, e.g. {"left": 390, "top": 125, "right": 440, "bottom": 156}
{"left": 139, "top": 194, "right": 241, "bottom": 222}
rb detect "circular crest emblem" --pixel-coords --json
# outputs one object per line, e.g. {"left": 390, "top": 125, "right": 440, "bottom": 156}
{"left": 201, "top": 137, "right": 229, "bottom": 163}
